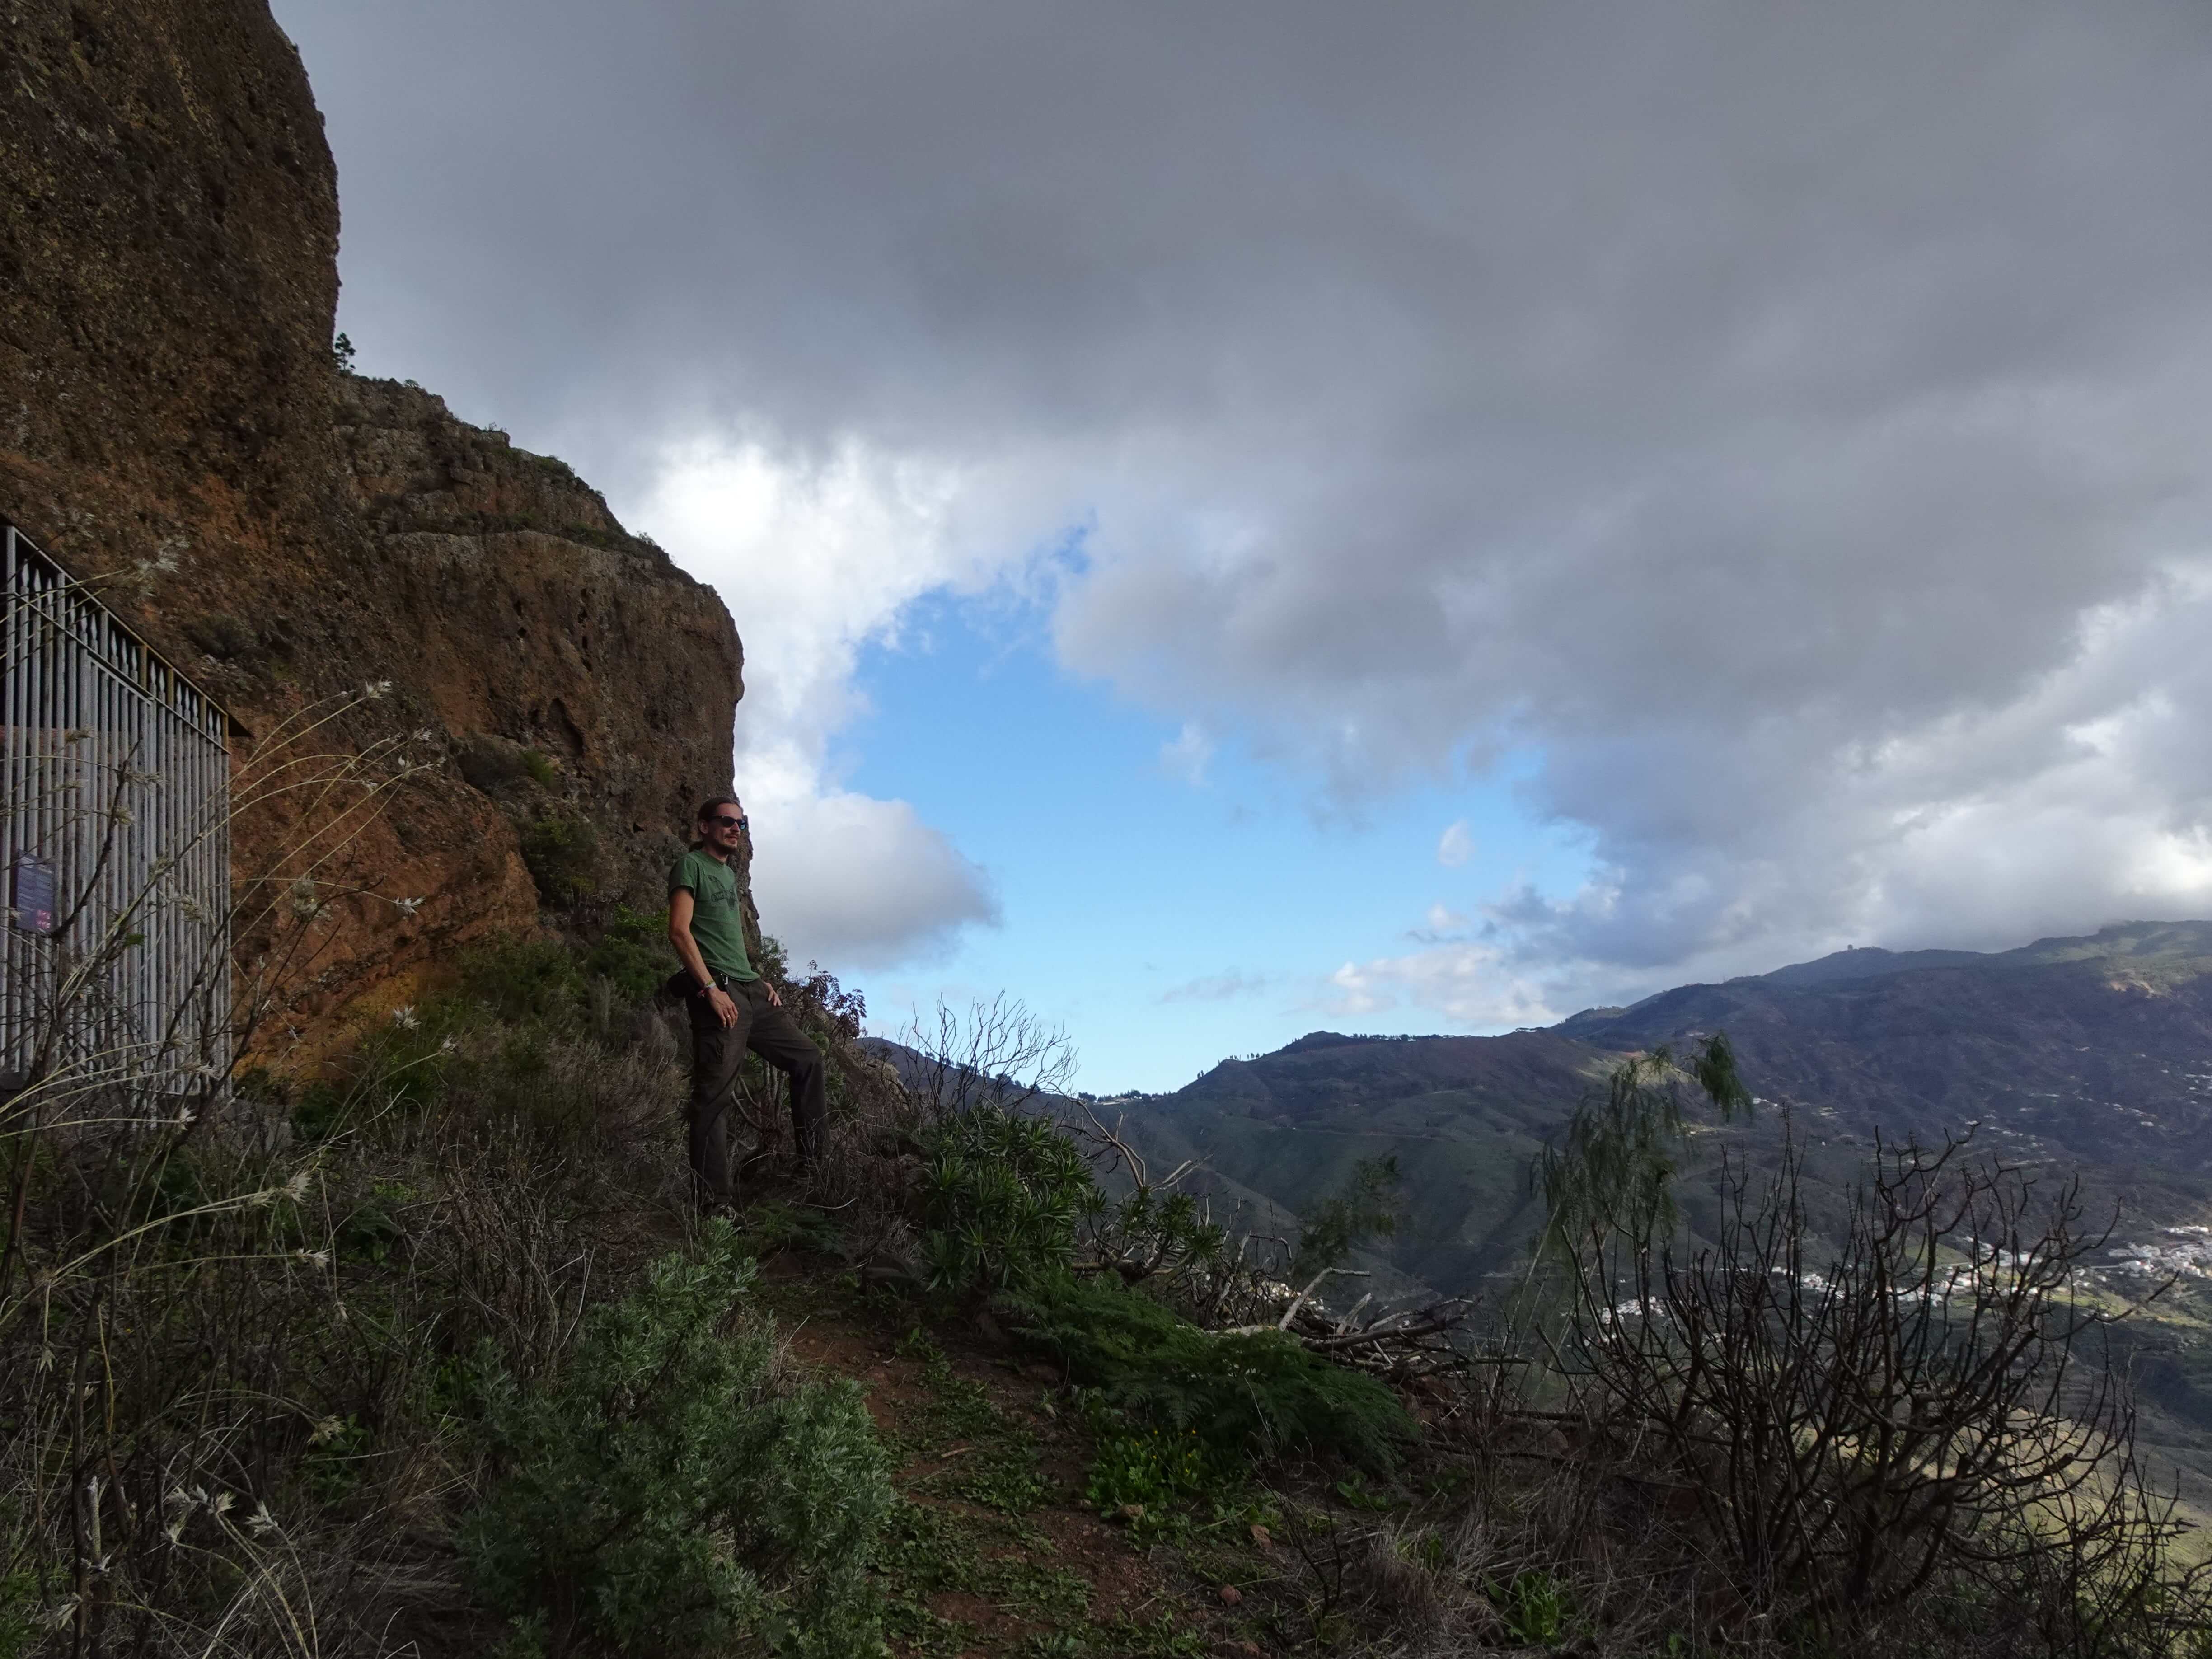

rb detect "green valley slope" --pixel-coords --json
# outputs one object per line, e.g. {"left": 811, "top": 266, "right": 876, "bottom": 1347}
{"left": 1106, "top": 922, "right": 2212, "bottom": 1498}
{"left": 1120, "top": 921, "right": 2212, "bottom": 1280}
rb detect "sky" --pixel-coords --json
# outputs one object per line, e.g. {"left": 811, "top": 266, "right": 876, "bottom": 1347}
{"left": 272, "top": 0, "right": 2212, "bottom": 1091}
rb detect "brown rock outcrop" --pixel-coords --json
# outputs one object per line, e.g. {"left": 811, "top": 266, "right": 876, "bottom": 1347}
{"left": 328, "top": 374, "right": 745, "bottom": 919}
{"left": 0, "top": 0, "right": 745, "bottom": 1035}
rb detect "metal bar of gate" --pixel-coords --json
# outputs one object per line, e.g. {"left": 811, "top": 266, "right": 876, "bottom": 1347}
{"left": 0, "top": 521, "right": 231, "bottom": 1091}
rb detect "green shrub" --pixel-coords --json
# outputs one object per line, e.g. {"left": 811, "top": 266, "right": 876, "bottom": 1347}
{"left": 0, "top": 1580, "right": 33, "bottom": 1659}
{"left": 519, "top": 747, "right": 560, "bottom": 787}
{"left": 1488, "top": 1570, "right": 1570, "bottom": 1645}
{"left": 458, "top": 936, "right": 585, "bottom": 1024}
{"left": 1003, "top": 1274, "right": 1412, "bottom": 1472}
{"left": 334, "top": 1181, "right": 412, "bottom": 1264}
{"left": 285, "top": 926, "right": 676, "bottom": 1156}
{"left": 919, "top": 1106, "right": 1097, "bottom": 1296}
{"left": 291, "top": 1005, "right": 461, "bottom": 1135}
{"left": 289, "top": 1078, "right": 349, "bottom": 1141}
{"left": 519, "top": 815, "right": 599, "bottom": 906}
{"left": 1083, "top": 1418, "right": 1214, "bottom": 1516}
{"left": 579, "top": 906, "right": 675, "bottom": 1010}
{"left": 460, "top": 1222, "right": 892, "bottom": 1658}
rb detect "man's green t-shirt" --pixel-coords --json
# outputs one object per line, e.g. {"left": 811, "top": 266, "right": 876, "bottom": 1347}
{"left": 670, "top": 848, "right": 758, "bottom": 983}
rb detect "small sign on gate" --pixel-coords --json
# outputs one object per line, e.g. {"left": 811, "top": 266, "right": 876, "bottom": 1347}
{"left": 11, "top": 855, "right": 56, "bottom": 935}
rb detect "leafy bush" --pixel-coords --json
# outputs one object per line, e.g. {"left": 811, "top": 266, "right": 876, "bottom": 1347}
{"left": 1487, "top": 1570, "right": 1570, "bottom": 1645}
{"left": 461, "top": 1223, "right": 893, "bottom": 1658}
{"left": 458, "top": 934, "right": 585, "bottom": 1023}
{"left": 1083, "top": 1417, "right": 1215, "bottom": 1516}
{"left": 1003, "top": 1274, "right": 1412, "bottom": 1472}
{"left": 1090, "top": 1181, "right": 1229, "bottom": 1291}
{"left": 919, "top": 1106, "right": 1097, "bottom": 1296}
{"left": 519, "top": 814, "right": 599, "bottom": 905}
{"left": 287, "top": 925, "right": 681, "bottom": 1149}
{"left": 579, "top": 906, "right": 677, "bottom": 1009}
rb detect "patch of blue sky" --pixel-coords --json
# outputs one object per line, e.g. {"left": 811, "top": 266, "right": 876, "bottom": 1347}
{"left": 826, "top": 588, "right": 1590, "bottom": 1092}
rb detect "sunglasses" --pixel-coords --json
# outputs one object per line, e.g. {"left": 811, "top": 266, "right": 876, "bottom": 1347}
{"left": 709, "top": 814, "right": 749, "bottom": 830}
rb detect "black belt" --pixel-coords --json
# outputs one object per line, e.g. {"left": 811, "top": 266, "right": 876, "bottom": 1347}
{"left": 663, "top": 969, "right": 744, "bottom": 1003}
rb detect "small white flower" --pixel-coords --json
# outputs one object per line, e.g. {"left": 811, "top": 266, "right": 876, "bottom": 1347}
{"left": 390, "top": 1004, "right": 419, "bottom": 1030}
{"left": 362, "top": 680, "right": 393, "bottom": 700}
{"left": 438, "top": 1036, "right": 458, "bottom": 1055}
{"left": 247, "top": 1501, "right": 278, "bottom": 1538}
{"left": 173, "top": 1107, "right": 197, "bottom": 1128}
{"left": 301, "top": 1249, "right": 332, "bottom": 1270}
{"left": 211, "top": 1491, "right": 234, "bottom": 1517}
{"left": 283, "top": 1169, "right": 312, "bottom": 1203}
{"left": 394, "top": 896, "right": 422, "bottom": 919}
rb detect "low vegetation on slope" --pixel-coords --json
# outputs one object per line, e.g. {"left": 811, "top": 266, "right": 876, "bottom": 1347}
{"left": 4, "top": 802, "right": 2209, "bottom": 1656}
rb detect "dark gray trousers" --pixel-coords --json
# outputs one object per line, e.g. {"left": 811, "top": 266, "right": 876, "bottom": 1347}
{"left": 685, "top": 979, "right": 828, "bottom": 1201}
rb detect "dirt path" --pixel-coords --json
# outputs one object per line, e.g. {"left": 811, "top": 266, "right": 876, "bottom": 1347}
{"left": 756, "top": 1251, "right": 1282, "bottom": 1658}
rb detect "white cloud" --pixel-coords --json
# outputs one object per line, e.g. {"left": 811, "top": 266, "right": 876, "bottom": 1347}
{"left": 1159, "top": 721, "right": 1214, "bottom": 787}
{"left": 1409, "top": 901, "right": 1474, "bottom": 943}
{"left": 1319, "top": 948, "right": 1558, "bottom": 1029}
{"left": 1160, "top": 969, "right": 1264, "bottom": 1003}
{"left": 641, "top": 435, "right": 1026, "bottom": 966}
{"left": 1436, "top": 820, "right": 1474, "bottom": 867}
{"left": 747, "top": 788, "right": 998, "bottom": 968}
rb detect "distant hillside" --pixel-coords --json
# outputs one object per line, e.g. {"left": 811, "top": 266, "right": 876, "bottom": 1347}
{"left": 1129, "top": 921, "right": 2212, "bottom": 1265}
{"left": 1109, "top": 919, "right": 2212, "bottom": 1501}
{"left": 1562, "top": 919, "right": 2212, "bottom": 1171}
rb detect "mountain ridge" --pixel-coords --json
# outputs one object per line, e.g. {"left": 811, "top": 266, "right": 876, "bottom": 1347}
{"left": 1104, "top": 918, "right": 2212, "bottom": 1504}
{"left": 1103, "top": 916, "right": 2212, "bottom": 1308}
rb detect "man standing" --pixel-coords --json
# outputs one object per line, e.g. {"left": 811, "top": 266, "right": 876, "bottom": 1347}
{"left": 667, "top": 796, "right": 827, "bottom": 1206}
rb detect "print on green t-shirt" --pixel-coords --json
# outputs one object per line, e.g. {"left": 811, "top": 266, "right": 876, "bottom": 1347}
{"left": 669, "top": 849, "right": 758, "bottom": 983}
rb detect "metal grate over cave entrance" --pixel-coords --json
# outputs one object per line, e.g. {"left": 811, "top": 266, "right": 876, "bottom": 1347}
{"left": 1, "top": 519, "right": 231, "bottom": 1093}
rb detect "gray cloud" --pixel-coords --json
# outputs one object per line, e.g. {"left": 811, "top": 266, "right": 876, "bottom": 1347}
{"left": 277, "top": 0, "right": 2212, "bottom": 989}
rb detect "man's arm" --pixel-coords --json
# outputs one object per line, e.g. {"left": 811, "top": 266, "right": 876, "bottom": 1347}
{"left": 668, "top": 889, "right": 739, "bottom": 1028}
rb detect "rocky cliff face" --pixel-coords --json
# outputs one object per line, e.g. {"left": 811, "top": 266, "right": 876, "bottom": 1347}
{"left": 325, "top": 375, "right": 745, "bottom": 922}
{"left": 0, "top": 0, "right": 745, "bottom": 1036}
